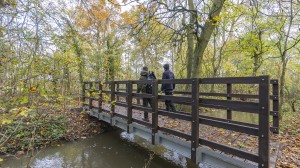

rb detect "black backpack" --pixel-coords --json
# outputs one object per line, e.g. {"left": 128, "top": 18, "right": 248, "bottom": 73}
{"left": 144, "top": 71, "right": 156, "bottom": 94}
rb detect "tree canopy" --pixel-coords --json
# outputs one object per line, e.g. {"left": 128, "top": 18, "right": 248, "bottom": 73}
{"left": 0, "top": 0, "right": 300, "bottom": 117}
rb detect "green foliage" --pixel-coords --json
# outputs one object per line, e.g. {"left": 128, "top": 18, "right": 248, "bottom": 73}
{"left": 0, "top": 1, "right": 300, "bottom": 157}
{"left": 0, "top": 109, "right": 67, "bottom": 153}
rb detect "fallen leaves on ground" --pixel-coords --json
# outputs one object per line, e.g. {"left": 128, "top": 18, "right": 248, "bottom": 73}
{"left": 64, "top": 109, "right": 103, "bottom": 140}
{"left": 273, "top": 113, "right": 300, "bottom": 168}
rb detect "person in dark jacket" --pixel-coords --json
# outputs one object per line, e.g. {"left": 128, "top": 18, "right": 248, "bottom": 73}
{"left": 137, "top": 66, "right": 152, "bottom": 121}
{"left": 161, "top": 64, "right": 176, "bottom": 112}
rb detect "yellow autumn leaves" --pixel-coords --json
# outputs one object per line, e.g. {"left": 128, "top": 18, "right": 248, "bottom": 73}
{"left": 203, "top": 15, "right": 221, "bottom": 26}
{"left": 0, "top": 107, "right": 30, "bottom": 125}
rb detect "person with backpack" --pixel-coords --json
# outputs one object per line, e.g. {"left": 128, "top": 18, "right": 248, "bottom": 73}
{"left": 161, "top": 64, "right": 176, "bottom": 112}
{"left": 137, "top": 66, "right": 156, "bottom": 121}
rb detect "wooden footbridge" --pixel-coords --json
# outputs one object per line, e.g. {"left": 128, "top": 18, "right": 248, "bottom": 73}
{"left": 82, "top": 76, "right": 279, "bottom": 168}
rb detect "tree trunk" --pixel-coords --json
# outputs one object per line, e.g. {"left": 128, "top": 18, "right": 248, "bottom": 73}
{"left": 279, "top": 59, "right": 287, "bottom": 111}
{"left": 186, "top": 0, "right": 195, "bottom": 79}
{"left": 278, "top": 0, "right": 294, "bottom": 112}
{"left": 252, "top": 52, "right": 259, "bottom": 76}
{"left": 211, "top": 31, "right": 217, "bottom": 92}
{"left": 74, "top": 40, "right": 84, "bottom": 85}
{"left": 252, "top": 31, "right": 263, "bottom": 76}
{"left": 191, "top": 0, "right": 225, "bottom": 78}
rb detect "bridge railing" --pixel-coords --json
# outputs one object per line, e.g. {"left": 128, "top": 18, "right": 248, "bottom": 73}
{"left": 82, "top": 76, "right": 279, "bottom": 168}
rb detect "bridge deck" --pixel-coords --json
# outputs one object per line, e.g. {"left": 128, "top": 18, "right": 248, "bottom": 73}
{"left": 86, "top": 102, "right": 279, "bottom": 168}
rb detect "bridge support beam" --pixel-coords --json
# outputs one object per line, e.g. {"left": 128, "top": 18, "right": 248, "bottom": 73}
{"left": 151, "top": 80, "right": 158, "bottom": 145}
{"left": 258, "top": 76, "right": 270, "bottom": 168}
{"left": 127, "top": 81, "right": 133, "bottom": 133}
{"left": 191, "top": 78, "right": 200, "bottom": 163}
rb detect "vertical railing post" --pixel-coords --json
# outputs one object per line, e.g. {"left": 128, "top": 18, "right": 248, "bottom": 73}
{"left": 111, "top": 81, "right": 116, "bottom": 116}
{"left": 227, "top": 83, "right": 232, "bottom": 120}
{"left": 151, "top": 80, "right": 158, "bottom": 145}
{"left": 258, "top": 76, "right": 270, "bottom": 168}
{"left": 191, "top": 78, "right": 200, "bottom": 163}
{"left": 98, "top": 82, "right": 103, "bottom": 113}
{"left": 116, "top": 83, "right": 120, "bottom": 101}
{"left": 271, "top": 80, "right": 279, "bottom": 134}
{"left": 89, "top": 82, "right": 93, "bottom": 109}
{"left": 82, "top": 82, "right": 86, "bottom": 107}
{"left": 127, "top": 81, "right": 133, "bottom": 133}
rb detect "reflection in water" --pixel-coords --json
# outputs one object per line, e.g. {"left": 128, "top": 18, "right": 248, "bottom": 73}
{"left": 31, "top": 153, "right": 66, "bottom": 168}
{"left": 3, "top": 130, "right": 181, "bottom": 168}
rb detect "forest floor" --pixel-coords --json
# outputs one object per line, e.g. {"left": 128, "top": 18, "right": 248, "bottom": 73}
{"left": 63, "top": 107, "right": 104, "bottom": 141}
{"left": 272, "top": 112, "right": 300, "bottom": 168}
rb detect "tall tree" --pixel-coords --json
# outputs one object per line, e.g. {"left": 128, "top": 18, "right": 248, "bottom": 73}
{"left": 125, "top": 0, "right": 225, "bottom": 78}
{"left": 270, "top": 0, "right": 300, "bottom": 110}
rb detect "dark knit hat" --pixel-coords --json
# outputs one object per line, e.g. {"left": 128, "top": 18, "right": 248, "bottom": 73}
{"left": 142, "top": 66, "right": 148, "bottom": 71}
{"left": 163, "top": 64, "right": 169, "bottom": 70}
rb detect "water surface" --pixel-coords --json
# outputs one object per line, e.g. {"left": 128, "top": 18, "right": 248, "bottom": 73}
{"left": 2, "top": 130, "right": 182, "bottom": 168}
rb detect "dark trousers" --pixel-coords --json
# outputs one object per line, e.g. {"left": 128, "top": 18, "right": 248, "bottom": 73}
{"left": 143, "top": 98, "right": 151, "bottom": 119}
{"left": 165, "top": 92, "right": 176, "bottom": 112}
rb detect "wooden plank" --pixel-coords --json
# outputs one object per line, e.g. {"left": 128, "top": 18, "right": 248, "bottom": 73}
{"left": 116, "top": 83, "right": 120, "bottom": 101}
{"left": 191, "top": 78, "right": 200, "bottom": 163}
{"left": 227, "top": 83, "right": 232, "bottom": 120}
{"left": 173, "top": 91, "right": 191, "bottom": 95}
{"left": 114, "top": 113, "right": 128, "bottom": 120}
{"left": 159, "top": 127, "right": 191, "bottom": 140}
{"left": 163, "top": 91, "right": 259, "bottom": 99}
{"left": 152, "top": 80, "right": 158, "bottom": 144}
{"left": 270, "top": 111, "right": 279, "bottom": 117}
{"left": 200, "top": 77, "right": 260, "bottom": 84}
{"left": 199, "top": 138, "right": 259, "bottom": 163}
{"left": 98, "top": 83, "right": 103, "bottom": 113}
{"left": 272, "top": 79, "right": 279, "bottom": 134}
{"left": 158, "top": 110, "right": 192, "bottom": 121}
{"left": 157, "top": 79, "right": 193, "bottom": 84}
{"left": 127, "top": 81, "right": 133, "bottom": 126}
{"left": 199, "top": 117, "right": 259, "bottom": 136}
{"left": 132, "top": 118, "right": 152, "bottom": 127}
{"left": 200, "top": 92, "right": 259, "bottom": 99}
{"left": 111, "top": 81, "right": 115, "bottom": 118}
{"left": 115, "top": 91, "right": 128, "bottom": 97}
{"left": 132, "top": 104, "right": 153, "bottom": 113}
{"left": 158, "top": 95, "right": 193, "bottom": 104}
{"left": 132, "top": 93, "right": 153, "bottom": 99}
{"left": 132, "top": 80, "right": 154, "bottom": 84}
{"left": 115, "top": 102, "right": 127, "bottom": 107}
{"left": 199, "top": 98, "right": 259, "bottom": 113}
{"left": 258, "top": 76, "right": 270, "bottom": 168}
{"left": 114, "top": 81, "right": 128, "bottom": 84}
{"left": 199, "top": 115, "right": 258, "bottom": 128}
